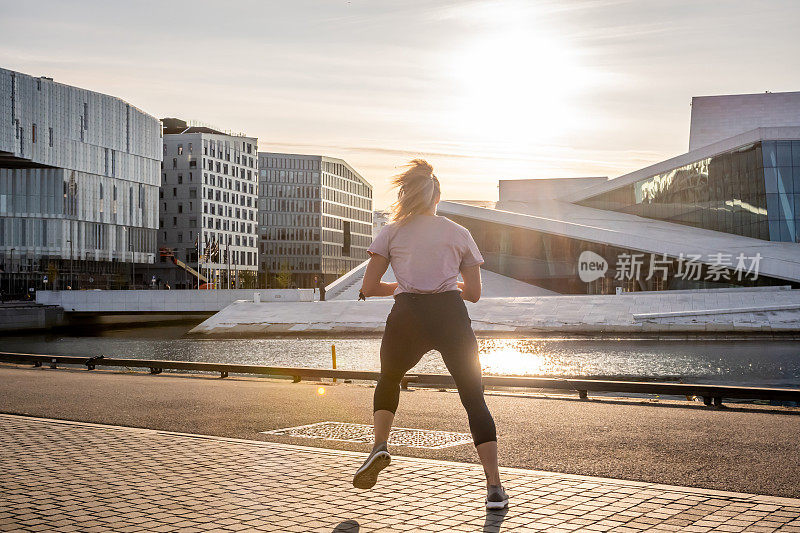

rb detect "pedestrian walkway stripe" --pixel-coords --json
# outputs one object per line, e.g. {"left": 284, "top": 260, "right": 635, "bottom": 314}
{"left": 262, "top": 421, "right": 473, "bottom": 448}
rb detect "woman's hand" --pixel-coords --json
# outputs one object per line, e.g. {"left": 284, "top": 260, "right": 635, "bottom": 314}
{"left": 360, "top": 254, "right": 398, "bottom": 297}
{"left": 459, "top": 265, "right": 482, "bottom": 303}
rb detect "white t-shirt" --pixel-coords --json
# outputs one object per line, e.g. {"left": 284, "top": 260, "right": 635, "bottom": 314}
{"left": 367, "top": 215, "right": 484, "bottom": 295}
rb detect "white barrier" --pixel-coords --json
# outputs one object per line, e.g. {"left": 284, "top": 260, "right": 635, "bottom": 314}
{"left": 36, "top": 289, "right": 315, "bottom": 313}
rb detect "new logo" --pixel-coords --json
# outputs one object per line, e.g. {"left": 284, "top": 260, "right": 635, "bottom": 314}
{"left": 578, "top": 251, "right": 608, "bottom": 282}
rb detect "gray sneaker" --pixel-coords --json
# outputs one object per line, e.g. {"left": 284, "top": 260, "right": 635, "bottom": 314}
{"left": 486, "top": 484, "right": 509, "bottom": 510}
{"left": 352, "top": 442, "right": 391, "bottom": 489}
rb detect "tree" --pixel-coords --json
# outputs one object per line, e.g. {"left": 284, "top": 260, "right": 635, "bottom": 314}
{"left": 274, "top": 263, "right": 292, "bottom": 289}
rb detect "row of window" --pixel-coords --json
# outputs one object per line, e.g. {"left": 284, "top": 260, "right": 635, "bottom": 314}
{"left": 322, "top": 171, "right": 372, "bottom": 199}
{"left": 0, "top": 217, "right": 155, "bottom": 256}
{"left": 259, "top": 213, "right": 319, "bottom": 229}
{"left": 320, "top": 240, "right": 369, "bottom": 257}
{"left": 261, "top": 184, "right": 319, "bottom": 199}
{"left": 262, "top": 242, "right": 321, "bottom": 257}
{"left": 262, "top": 198, "right": 319, "bottom": 214}
{"left": 204, "top": 173, "right": 255, "bottom": 194}
{"left": 322, "top": 216, "right": 371, "bottom": 236}
{"left": 259, "top": 157, "right": 320, "bottom": 171}
{"left": 262, "top": 258, "right": 321, "bottom": 272}
{"left": 204, "top": 216, "right": 254, "bottom": 235}
{"left": 261, "top": 212, "right": 318, "bottom": 229}
{"left": 164, "top": 156, "right": 255, "bottom": 181}
{"left": 261, "top": 227, "right": 320, "bottom": 242}
{"left": 259, "top": 169, "right": 319, "bottom": 184}
{"left": 165, "top": 140, "right": 256, "bottom": 168}
{"left": 322, "top": 198, "right": 372, "bottom": 223}
{"left": 204, "top": 187, "right": 254, "bottom": 209}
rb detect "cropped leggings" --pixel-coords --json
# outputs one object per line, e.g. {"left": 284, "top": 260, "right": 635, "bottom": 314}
{"left": 374, "top": 291, "right": 497, "bottom": 446}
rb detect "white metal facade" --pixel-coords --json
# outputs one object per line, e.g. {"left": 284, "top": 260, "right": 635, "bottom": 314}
{"left": 0, "top": 67, "right": 161, "bottom": 289}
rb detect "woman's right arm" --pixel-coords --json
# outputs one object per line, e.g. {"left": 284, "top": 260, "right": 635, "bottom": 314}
{"left": 361, "top": 254, "right": 398, "bottom": 297}
{"left": 458, "top": 264, "right": 482, "bottom": 303}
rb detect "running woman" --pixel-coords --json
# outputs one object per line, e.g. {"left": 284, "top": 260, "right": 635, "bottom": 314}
{"left": 352, "top": 159, "right": 508, "bottom": 510}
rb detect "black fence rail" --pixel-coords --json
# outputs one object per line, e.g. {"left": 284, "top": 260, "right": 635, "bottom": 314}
{"left": 2, "top": 351, "right": 798, "bottom": 407}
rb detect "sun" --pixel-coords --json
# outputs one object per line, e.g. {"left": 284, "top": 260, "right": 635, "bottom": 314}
{"left": 446, "top": 21, "right": 601, "bottom": 150}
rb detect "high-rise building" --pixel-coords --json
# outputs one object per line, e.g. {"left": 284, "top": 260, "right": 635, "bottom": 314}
{"left": 155, "top": 119, "right": 259, "bottom": 288}
{"left": 257, "top": 152, "right": 372, "bottom": 287}
{"left": 0, "top": 67, "right": 161, "bottom": 293}
{"left": 373, "top": 210, "right": 390, "bottom": 237}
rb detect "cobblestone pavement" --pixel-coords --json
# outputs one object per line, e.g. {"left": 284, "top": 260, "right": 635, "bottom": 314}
{"left": 1, "top": 414, "right": 799, "bottom": 532}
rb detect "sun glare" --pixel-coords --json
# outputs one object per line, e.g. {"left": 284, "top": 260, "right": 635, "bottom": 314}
{"left": 479, "top": 339, "right": 547, "bottom": 376}
{"left": 447, "top": 20, "right": 600, "bottom": 149}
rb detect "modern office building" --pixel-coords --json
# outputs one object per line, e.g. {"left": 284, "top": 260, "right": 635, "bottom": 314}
{"left": 0, "top": 67, "right": 161, "bottom": 293}
{"left": 257, "top": 152, "right": 372, "bottom": 288}
{"left": 155, "top": 118, "right": 258, "bottom": 288}
{"left": 438, "top": 91, "right": 800, "bottom": 294}
{"left": 373, "top": 209, "right": 389, "bottom": 237}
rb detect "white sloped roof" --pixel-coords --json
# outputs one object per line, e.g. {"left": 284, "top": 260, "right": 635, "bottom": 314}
{"left": 438, "top": 200, "right": 800, "bottom": 283}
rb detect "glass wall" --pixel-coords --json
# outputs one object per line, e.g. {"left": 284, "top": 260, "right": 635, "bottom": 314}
{"left": 578, "top": 140, "right": 800, "bottom": 242}
{"left": 444, "top": 213, "right": 796, "bottom": 294}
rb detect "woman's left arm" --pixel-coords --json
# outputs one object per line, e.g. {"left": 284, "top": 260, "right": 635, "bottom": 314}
{"left": 361, "top": 254, "right": 398, "bottom": 297}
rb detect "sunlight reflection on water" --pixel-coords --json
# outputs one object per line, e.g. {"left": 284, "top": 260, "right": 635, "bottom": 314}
{"left": 1, "top": 328, "right": 798, "bottom": 387}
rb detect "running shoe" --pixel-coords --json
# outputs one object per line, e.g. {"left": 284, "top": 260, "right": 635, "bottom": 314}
{"left": 485, "top": 484, "right": 509, "bottom": 509}
{"left": 352, "top": 442, "right": 391, "bottom": 489}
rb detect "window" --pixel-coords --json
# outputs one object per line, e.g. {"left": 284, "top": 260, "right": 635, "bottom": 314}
{"left": 32, "top": 123, "right": 36, "bottom": 143}
{"left": 178, "top": 174, "right": 183, "bottom": 184}
{"left": 173, "top": 217, "right": 177, "bottom": 226}
{"left": 178, "top": 203, "right": 183, "bottom": 214}
{"left": 172, "top": 187, "right": 177, "bottom": 197}
{"left": 188, "top": 142, "right": 193, "bottom": 153}
{"left": 48, "top": 127, "right": 53, "bottom": 147}
{"left": 342, "top": 220, "right": 351, "bottom": 256}
{"left": 178, "top": 144, "right": 183, "bottom": 155}
{"left": 172, "top": 158, "right": 177, "bottom": 169}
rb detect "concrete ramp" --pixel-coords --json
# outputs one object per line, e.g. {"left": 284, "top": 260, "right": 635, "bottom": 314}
{"left": 327, "top": 263, "right": 557, "bottom": 300}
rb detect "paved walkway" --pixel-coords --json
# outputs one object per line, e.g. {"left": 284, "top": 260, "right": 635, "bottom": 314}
{"left": 2, "top": 414, "right": 799, "bottom": 532}
{"left": 189, "top": 287, "right": 800, "bottom": 336}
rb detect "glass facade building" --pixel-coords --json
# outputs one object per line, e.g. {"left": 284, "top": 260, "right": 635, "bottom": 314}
{"left": 578, "top": 140, "right": 800, "bottom": 243}
{"left": 0, "top": 68, "right": 161, "bottom": 293}
{"left": 258, "top": 153, "right": 372, "bottom": 288}
{"left": 442, "top": 212, "right": 796, "bottom": 294}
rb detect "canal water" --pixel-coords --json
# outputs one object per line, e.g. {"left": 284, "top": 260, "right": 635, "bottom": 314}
{"left": 2, "top": 323, "right": 798, "bottom": 388}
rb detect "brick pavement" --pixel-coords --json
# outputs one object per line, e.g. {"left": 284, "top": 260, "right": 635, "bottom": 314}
{"left": 1, "top": 414, "right": 799, "bottom": 532}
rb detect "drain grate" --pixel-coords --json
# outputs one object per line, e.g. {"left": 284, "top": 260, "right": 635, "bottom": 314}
{"left": 262, "top": 421, "right": 472, "bottom": 449}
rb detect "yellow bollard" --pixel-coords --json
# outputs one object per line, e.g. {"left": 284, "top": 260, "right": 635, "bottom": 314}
{"left": 331, "top": 344, "right": 337, "bottom": 383}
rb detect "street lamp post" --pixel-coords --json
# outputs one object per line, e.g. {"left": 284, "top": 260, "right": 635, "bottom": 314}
{"left": 128, "top": 228, "right": 135, "bottom": 290}
{"left": 66, "top": 239, "right": 73, "bottom": 289}
{"left": 8, "top": 248, "right": 15, "bottom": 297}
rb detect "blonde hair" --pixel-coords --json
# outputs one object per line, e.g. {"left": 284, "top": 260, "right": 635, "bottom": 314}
{"left": 390, "top": 159, "right": 440, "bottom": 225}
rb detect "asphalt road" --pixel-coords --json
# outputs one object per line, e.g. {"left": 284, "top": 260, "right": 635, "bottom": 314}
{"left": 2, "top": 364, "right": 799, "bottom": 498}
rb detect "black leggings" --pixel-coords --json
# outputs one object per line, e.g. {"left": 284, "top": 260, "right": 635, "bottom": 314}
{"left": 373, "top": 290, "right": 497, "bottom": 446}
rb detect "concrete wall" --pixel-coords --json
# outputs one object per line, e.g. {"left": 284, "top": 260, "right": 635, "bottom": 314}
{"left": 36, "top": 289, "right": 315, "bottom": 312}
{"left": 0, "top": 303, "right": 63, "bottom": 331}
{"left": 689, "top": 92, "right": 800, "bottom": 150}
{"left": 499, "top": 177, "right": 608, "bottom": 202}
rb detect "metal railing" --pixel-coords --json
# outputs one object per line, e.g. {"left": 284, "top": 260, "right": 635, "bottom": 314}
{"left": 2, "top": 351, "right": 799, "bottom": 407}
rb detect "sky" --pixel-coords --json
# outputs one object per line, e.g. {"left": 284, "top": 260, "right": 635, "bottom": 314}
{"left": 1, "top": 0, "right": 799, "bottom": 208}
